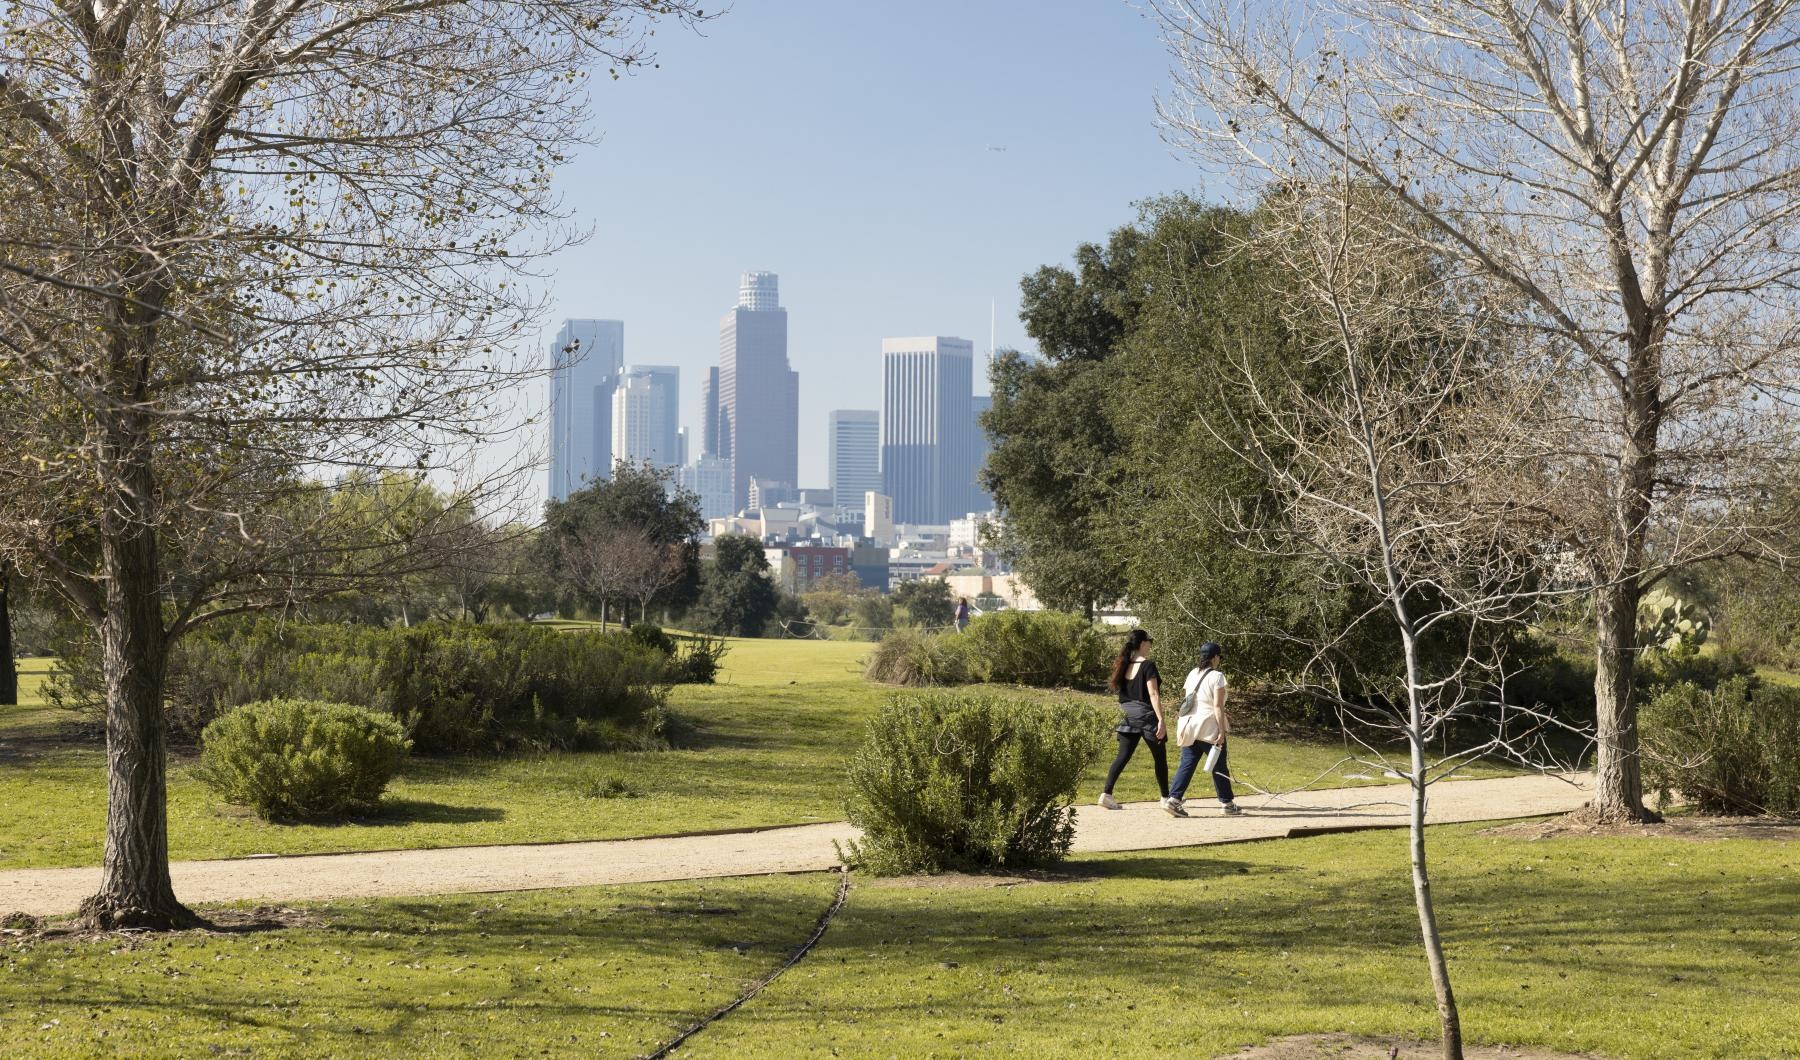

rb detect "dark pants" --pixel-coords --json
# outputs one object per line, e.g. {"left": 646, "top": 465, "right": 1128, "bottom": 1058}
{"left": 1170, "top": 740, "right": 1234, "bottom": 803}
{"left": 1103, "top": 732, "right": 1169, "bottom": 798}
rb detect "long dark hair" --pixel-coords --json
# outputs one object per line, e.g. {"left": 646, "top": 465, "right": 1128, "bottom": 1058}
{"left": 1108, "top": 628, "right": 1152, "bottom": 691}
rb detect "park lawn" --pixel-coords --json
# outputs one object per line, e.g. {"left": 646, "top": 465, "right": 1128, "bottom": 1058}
{"left": 0, "top": 873, "right": 841, "bottom": 1059}
{"left": 0, "top": 639, "right": 1506, "bottom": 869}
{"left": 1, "top": 825, "right": 1792, "bottom": 1058}
{"left": 690, "top": 823, "right": 1800, "bottom": 1059}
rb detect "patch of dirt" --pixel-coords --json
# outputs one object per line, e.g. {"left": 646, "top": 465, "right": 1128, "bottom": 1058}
{"left": 1, "top": 905, "right": 325, "bottom": 947}
{"left": 1219, "top": 1033, "right": 1598, "bottom": 1059}
{"left": 1483, "top": 814, "right": 1800, "bottom": 842}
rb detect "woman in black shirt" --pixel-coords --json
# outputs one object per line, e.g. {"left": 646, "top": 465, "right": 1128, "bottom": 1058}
{"left": 1099, "top": 628, "right": 1180, "bottom": 815}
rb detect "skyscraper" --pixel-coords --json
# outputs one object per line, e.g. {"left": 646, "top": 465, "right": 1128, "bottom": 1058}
{"left": 611, "top": 365, "right": 681, "bottom": 469}
{"left": 829, "top": 410, "right": 881, "bottom": 513}
{"left": 881, "top": 336, "right": 976, "bottom": 524}
{"left": 548, "top": 319, "right": 624, "bottom": 501}
{"left": 679, "top": 455, "right": 733, "bottom": 521}
{"left": 701, "top": 366, "right": 721, "bottom": 457}
{"left": 970, "top": 394, "right": 994, "bottom": 514}
{"left": 718, "top": 271, "right": 798, "bottom": 512}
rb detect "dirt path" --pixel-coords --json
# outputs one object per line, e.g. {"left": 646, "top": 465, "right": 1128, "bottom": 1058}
{"left": 0, "top": 773, "right": 1590, "bottom": 918}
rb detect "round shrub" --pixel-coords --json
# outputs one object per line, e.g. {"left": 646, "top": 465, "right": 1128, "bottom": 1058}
{"left": 862, "top": 628, "right": 972, "bottom": 686}
{"left": 839, "top": 692, "right": 1109, "bottom": 875}
{"left": 196, "top": 699, "right": 410, "bottom": 822}
{"left": 957, "top": 610, "right": 1112, "bottom": 688}
{"left": 1642, "top": 678, "right": 1800, "bottom": 816}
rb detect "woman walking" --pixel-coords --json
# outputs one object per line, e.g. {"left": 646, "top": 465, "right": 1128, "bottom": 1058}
{"left": 1170, "top": 642, "right": 1242, "bottom": 816}
{"left": 1098, "top": 629, "right": 1179, "bottom": 813}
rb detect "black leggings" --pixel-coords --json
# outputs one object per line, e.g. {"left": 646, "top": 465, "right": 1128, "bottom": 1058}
{"left": 1103, "top": 732, "right": 1169, "bottom": 798}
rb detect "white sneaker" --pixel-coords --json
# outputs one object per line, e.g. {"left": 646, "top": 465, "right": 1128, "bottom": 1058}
{"left": 1098, "top": 793, "right": 1122, "bottom": 810}
{"left": 1162, "top": 797, "right": 1189, "bottom": 818}
{"left": 1221, "top": 802, "right": 1244, "bottom": 816}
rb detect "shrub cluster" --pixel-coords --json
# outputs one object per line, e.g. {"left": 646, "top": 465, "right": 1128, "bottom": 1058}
{"left": 1642, "top": 677, "right": 1800, "bottom": 816}
{"left": 54, "top": 620, "right": 676, "bottom": 753}
{"left": 839, "top": 692, "right": 1109, "bottom": 875}
{"left": 863, "top": 611, "right": 1111, "bottom": 690}
{"left": 195, "top": 699, "right": 409, "bottom": 822}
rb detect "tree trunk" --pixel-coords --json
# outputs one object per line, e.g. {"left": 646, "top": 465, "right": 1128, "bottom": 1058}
{"left": 0, "top": 562, "right": 16, "bottom": 706}
{"left": 1410, "top": 766, "right": 1463, "bottom": 1058}
{"left": 1591, "top": 581, "right": 1659, "bottom": 822}
{"left": 77, "top": 522, "right": 198, "bottom": 930}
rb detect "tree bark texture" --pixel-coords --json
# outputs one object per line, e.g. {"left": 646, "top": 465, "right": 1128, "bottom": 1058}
{"left": 1592, "top": 580, "right": 1659, "bottom": 823}
{"left": 0, "top": 562, "right": 16, "bottom": 706}
{"left": 79, "top": 494, "right": 197, "bottom": 930}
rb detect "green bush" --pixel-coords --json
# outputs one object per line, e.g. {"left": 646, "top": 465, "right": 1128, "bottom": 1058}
{"left": 863, "top": 611, "right": 1111, "bottom": 690}
{"left": 195, "top": 699, "right": 409, "bottom": 822}
{"left": 839, "top": 692, "right": 1109, "bottom": 875}
{"left": 957, "top": 610, "right": 1112, "bottom": 688}
{"left": 671, "top": 634, "right": 727, "bottom": 684}
{"left": 862, "top": 628, "right": 973, "bottom": 686}
{"left": 52, "top": 619, "right": 676, "bottom": 753}
{"left": 1642, "top": 678, "right": 1800, "bottom": 815}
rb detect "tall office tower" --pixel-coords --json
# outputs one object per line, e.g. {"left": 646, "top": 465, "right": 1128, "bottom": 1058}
{"left": 881, "top": 336, "right": 976, "bottom": 524}
{"left": 828, "top": 410, "right": 881, "bottom": 512}
{"left": 679, "top": 455, "right": 734, "bottom": 521}
{"left": 611, "top": 365, "right": 681, "bottom": 469}
{"left": 969, "top": 395, "right": 994, "bottom": 514}
{"left": 548, "top": 319, "right": 625, "bottom": 501}
{"left": 701, "top": 366, "right": 721, "bottom": 457}
{"left": 677, "top": 427, "right": 690, "bottom": 468}
{"left": 718, "top": 271, "right": 798, "bottom": 512}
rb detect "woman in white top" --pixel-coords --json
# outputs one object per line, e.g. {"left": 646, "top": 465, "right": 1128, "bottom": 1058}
{"left": 1170, "top": 642, "right": 1242, "bottom": 815}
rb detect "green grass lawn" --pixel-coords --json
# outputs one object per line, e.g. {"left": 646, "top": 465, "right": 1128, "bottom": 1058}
{"left": 0, "top": 639, "right": 1505, "bottom": 869}
{"left": 0, "top": 873, "right": 840, "bottom": 1058}
{"left": 2, "top": 825, "right": 1792, "bottom": 1057}
{"left": 688, "top": 824, "right": 1800, "bottom": 1059}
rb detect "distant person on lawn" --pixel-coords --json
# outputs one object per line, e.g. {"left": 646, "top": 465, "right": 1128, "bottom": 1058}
{"left": 1170, "top": 642, "right": 1242, "bottom": 816}
{"left": 1099, "top": 628, "right": 1176, "bottom": 813}
{"left": 954, "top": 597, "right": 971, "bottom": 633}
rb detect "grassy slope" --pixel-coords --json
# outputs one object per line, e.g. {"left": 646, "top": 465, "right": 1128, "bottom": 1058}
{"left": 0, "top": 873, "right": 840, "bottom": 1058}
{"left": 0, "top": 640, "right": 1501, "bottom": 869}
{"left": 693, "top": 824, "right": 1800, "bottom": 1059}
{"left": 1, "top": 826, "right": 1793, "bottom": 1057}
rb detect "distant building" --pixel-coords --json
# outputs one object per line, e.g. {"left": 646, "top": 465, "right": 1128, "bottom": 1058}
{"left": 748, "top": 477, "right": 797, "bottom": 510}
{"left": 548, "top": 319, "right": 624, "bottom": 500}
{"left": 680, "top": 454, "right": 734, "bottom": 522}
{"left": 970, "top": 394, "right": 994, "bottom": 513}
{"left": 777, "top": 545, "right": 853, "bottom": 594}
{"left": 882, "top": 336, "right": 977, "bottom": 524}
{"left": 798, "top": 487, "right": 836, "bottom": 508}
{"left": 828, "top": 409, "right": 881, "bottom": 511}
{"left": 701, "top": 366, "right": 721, "bottom": 457}
{"left": 718, "top": 272, "right": 799, "bottom": 511}
{"left": 850, "top": 545, "right": 890, "bottom": 593}
{"left": 863, "top": 490, "right": 894, "bottom": 544}
{"left": 611, "top": 365, "right": 680, "bottom": 470}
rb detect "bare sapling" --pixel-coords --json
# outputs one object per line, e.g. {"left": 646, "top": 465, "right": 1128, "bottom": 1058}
{"left": 1206, "top": 181, "right": 1586, "bottom": 1060}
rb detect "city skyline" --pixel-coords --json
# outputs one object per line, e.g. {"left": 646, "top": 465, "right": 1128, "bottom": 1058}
{"left": 882, "top": 336, "right": 979, "bottom": 525}
{"left": 526, "top": 1, "right": 1198, "bottom": 495}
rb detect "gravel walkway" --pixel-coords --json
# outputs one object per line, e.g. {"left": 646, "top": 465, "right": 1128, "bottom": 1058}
{"left": 0, "top": 773, "right": 1590, "bottom": 918}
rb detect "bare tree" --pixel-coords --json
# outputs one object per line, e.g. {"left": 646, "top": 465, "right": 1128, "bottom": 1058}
{"left": 1152, "top": 0, "right": 1800, "bottom": 822}
{"left": 560, "top": 525, "right": 663, "bottom": 631}
{"left": 619, "top": 537, "right": 689, "bottom": 625}
{"left": 0, "top": 0, "right": 706, "bottom": 928}
{"left": 1208, "top": 182, "right": 1583, "bottom": 1059}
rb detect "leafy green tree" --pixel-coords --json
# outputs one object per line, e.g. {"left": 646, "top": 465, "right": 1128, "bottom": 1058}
{"left": 893, "top": 579, "right": 956, "bottom": 629}
{"left": 851, "top": 594, "right": 897, "bottom": 641}
{"left": 542, "top": 464, "right": 703, "bottom": 624}
{"left": 982, "top": 227, "right": 1147, "bottom": 619}
{"left": 690, "top": 536, "right": 781, "bottom": 637}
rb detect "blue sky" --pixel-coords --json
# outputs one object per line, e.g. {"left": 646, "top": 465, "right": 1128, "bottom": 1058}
{"left": 534, "top": 0, "right": 1209, "bottom": 491}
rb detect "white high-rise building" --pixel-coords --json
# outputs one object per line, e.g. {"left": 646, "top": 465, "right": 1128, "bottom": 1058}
{"left": 680, "top": 455, "right": 734, "bottom": 522}
{"left": 611, "top": 365, "right": 680, "bottom": 469}
{"left": 864, "top": 490, "right": 895, "bottom": 545}
{"left": 548, "top": 319, "right": 624, "bottom": 501}
{"left": 829, "top": 410, "right": 881, "bottom": 512}
{"left": 881, "top": 336, "right": 977, "bottom": 524}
